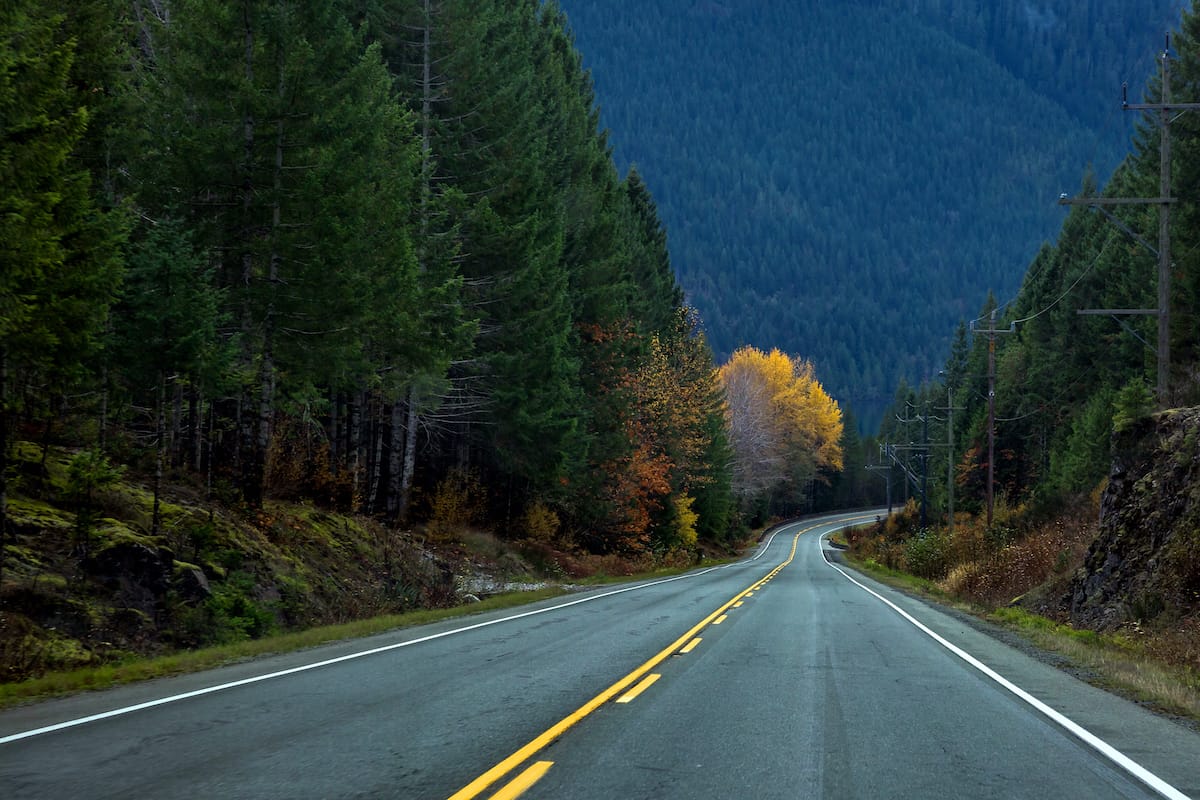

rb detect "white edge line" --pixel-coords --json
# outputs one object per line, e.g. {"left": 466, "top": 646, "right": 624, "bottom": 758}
{"left": 818, "top": 530, "right": 1191, "bottom": 800}
{"left": 0, "top": 566, "right": 729, "bottom": 746}
{"left": 0, "top": 512, "right": 864, "bottom": 746}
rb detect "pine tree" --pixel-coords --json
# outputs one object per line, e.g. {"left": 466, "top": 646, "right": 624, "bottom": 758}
{"left": 0, "top": 1, "right": 126, "bottom": 584}
{"left": 111, "top": 220, "right": 229, "bottom": 535}
{"left": 145, "top": 0, "right": 430, "bottom": 505}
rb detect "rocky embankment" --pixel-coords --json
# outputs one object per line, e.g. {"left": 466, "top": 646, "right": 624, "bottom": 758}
{"left": 1068, "top": 407, "right": 1200, "bottom": 629}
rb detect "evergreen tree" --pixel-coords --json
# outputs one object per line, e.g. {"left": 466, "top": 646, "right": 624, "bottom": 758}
{"left": 145, "top": 0, "right": 429, "bottom": 504}
{"left": 0, "top": 1, "right": 126, "bottom": 582}
{"left": 110, "top": 220, "right": 229, "bottom": 534}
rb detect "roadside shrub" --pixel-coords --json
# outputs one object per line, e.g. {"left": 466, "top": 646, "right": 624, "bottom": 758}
{"left": 883, "top": 499, "right": 921, "bottom": 540}
{"left": 65, "top": 449, "right": 125, "bottom": 552}
{"left": 905, "top": 530, "right": 949, "bottom": 579}
{"left": 520, "top": 501, "right": 560, "bottom": 543}
{"left": 1142, "top": 616, "right": 1200, "bottom": 670}
{"left": 264, "top": 416, "right": 353, "bottom": 508}
{"left": 946, "top": 515, "right": 988, "bottom": 564}
{"left": 940, "top": 561, "right": 985, "bottom": 596}
{"left": 426, "top": 469, "right": 484, "bottom": 542}
{"left": 174, "top": 571, "right": 276, "bottom": 646}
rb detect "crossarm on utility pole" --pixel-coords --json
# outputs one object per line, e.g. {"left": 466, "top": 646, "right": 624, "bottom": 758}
{"left": 970, "top": 310, "right": 1017, "bottom": 527}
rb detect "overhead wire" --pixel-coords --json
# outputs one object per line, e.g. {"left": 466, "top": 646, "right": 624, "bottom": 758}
{"left": 967, "top": 29, "right": 1168, "bottom": 330}
{"left": 1008, "top": 236, "right": 1114, "bottom": 326}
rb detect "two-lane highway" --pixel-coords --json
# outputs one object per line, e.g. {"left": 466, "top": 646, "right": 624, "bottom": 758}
{"left": 2, "top": 510, "right": 1199, "bottom": 798}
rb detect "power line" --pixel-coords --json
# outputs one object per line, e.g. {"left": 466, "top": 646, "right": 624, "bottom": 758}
{"left": 1059, "top": 37, "right": 1200, "bottom": 405}
{"left": 1008, "top": 238, "right": 1113, "bottom": 326}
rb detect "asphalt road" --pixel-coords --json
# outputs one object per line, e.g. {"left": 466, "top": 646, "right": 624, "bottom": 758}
{"left": 2, "top": 510, "right": 1199, "bottom": 799}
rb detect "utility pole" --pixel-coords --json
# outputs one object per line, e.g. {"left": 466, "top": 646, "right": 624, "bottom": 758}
{"left": 971, "top": 310, "right": 1015, "bottom": 527}
{"left": 866, "top": 459, "right": 893, "bottom": 516}
{"left": 935, "top": 378, "right": 964, "bottom": 534}
{"left": 887, "top": 400, "right": 949, "bottom": 529}
{"left": 893, "top": 404, "right": 929, "bottom": 526}
{"left": 920, "top": 407, "right": 929, "bottom": 529}
{"left": 1060, "top": 36, "right": 1200, "bottom": 406}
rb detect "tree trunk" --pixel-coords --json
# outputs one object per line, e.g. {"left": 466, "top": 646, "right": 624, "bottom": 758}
{"left": 191, "top": 388, "right": 202, "bottom": 473}
{"left": 99, "top": 361, "right": 108, "bottom": 452}
{"left": 206, "top": 400, "right": 215, "bottom": 522}
{"left": 350, "top": 391, "right": 363, "bottom": 506}
{"left": 386, "top": 399, "right": 403, "bottom": 521}
{"left": 0, "top": 347, "right": 8, "bottom": 592}
{"left": 367, "top": 397, "right": 384, "bottom": 515}
{"left": 329, "top": 388, "right": 340, "bottom": 473}
{"left": 152, "top": 374, "right": 164, "bottom": 537}
{"left": 257, "top": 53, "right": 286, "bottom": 503}
{"left": 240, "top": 386, "right": 263, "bottom": 506}
{"left": 254, "top": 344, "right": 273, "bottom": 505}
{"left": 238, "top": 7, "right": 261, "bottom": 505}
{"left": 171, "top": 380, "right": 184, "bottom": 467}
{"left": 398, "top": 386, "right": 419, "bottom": 524}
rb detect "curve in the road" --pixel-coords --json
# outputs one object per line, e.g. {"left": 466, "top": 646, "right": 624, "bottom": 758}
{"left": 449, "top": 513, "right": 880, "bottom": 800}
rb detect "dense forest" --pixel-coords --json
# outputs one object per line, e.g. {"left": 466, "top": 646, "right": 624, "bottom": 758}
{"left": 0, "top": 0, "right": 864, "bottom": 607}
{"left": 875, "top": 1, "right": 1200, "bottom": 529}
{"left": 559, "top": 0, "right": 1187, "bottom": 428}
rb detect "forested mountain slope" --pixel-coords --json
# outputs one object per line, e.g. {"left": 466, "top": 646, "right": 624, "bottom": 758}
{"left": 559, "top": 0, "right": 1185, "bottom": 426}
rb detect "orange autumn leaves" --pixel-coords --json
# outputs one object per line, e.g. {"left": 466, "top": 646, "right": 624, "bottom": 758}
{"left": 718, "top": 346, "right": 843, "bottom": 497}
{"left": 581, "top": 313, "right": 724, "bottom": 553}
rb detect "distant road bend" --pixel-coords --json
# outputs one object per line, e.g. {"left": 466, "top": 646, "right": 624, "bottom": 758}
{"left": 2, "top": 510, "right": 1199, "bottom": 799}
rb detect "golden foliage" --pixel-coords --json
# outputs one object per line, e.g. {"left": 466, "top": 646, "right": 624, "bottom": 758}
{"left": 718, "top": 346, "right": 843, "bottom": 495}
{"left": 672, "top": 493, "right": 699, "bottom": 549}
{"left": 426, "top": 469, "right": 484, "bottom": 542}
{"left": 521, "top": 500, "right": 561, "bottom": 543}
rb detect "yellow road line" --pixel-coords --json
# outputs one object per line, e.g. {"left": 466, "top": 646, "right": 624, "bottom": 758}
{"left": 712, "top": 614, "right": 728, "bottom": 625}
{"left": 733, "top": 601, "right": 743, "bottom": 608}
{"left": 616, "top": 673, "right": 661, "bottom": 704}
{"left": 486, "top": 761, "right": 554, "bottom": 800}
{"left": 448, "top": 514, "right": 876, "bottom": 800}
{"left": 678, "top": 638, "right": 703, "bottom": 654}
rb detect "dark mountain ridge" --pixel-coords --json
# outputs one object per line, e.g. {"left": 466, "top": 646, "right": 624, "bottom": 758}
{"left": 558, "top": 0, "right": 1185, "bottom": 428}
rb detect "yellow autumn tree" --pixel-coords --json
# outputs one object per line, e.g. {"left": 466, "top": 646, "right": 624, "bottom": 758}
{"left": 718, "top": 346, "right": 843, "bottom": 500}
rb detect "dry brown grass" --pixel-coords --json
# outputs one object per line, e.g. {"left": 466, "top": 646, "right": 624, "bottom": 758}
{"left": 940, "top": 519, "right": 1094, "bottom": 608}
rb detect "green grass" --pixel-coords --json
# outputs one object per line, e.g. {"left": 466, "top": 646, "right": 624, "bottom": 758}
{"left": 848, "top": 556, "right": 955, "bottom": 602}
{"left": 984, "top": 607, "right": 1200, "bottom": 719}
{"left": 0, "top": 587, "right": 568, "bottom": 709}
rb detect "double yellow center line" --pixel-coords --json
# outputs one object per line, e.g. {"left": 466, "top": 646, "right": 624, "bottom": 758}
{"left": 447, "top": 521, "right": 825, "bottom": 800}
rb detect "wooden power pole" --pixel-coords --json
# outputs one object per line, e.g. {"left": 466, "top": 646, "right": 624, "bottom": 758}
{"left": 1060, "top": 37, "right": 1200, "bottom": 406}
{"left": 971, "top": 310, "right": 1015, "bottom": 527}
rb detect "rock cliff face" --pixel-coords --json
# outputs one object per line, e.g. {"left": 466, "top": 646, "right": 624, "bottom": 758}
{"left": 1068, "top": 408, "right": 1200, "bottom": 629}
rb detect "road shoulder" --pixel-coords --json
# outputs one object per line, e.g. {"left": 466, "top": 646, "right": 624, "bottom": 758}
{"left": 826, "top": 545, "right": 1200, "bottom": 799}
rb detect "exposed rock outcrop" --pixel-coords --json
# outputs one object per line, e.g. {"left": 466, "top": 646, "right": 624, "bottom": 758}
{"left": 1068, "top": 408, "right": 1200, "bottom": 629}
